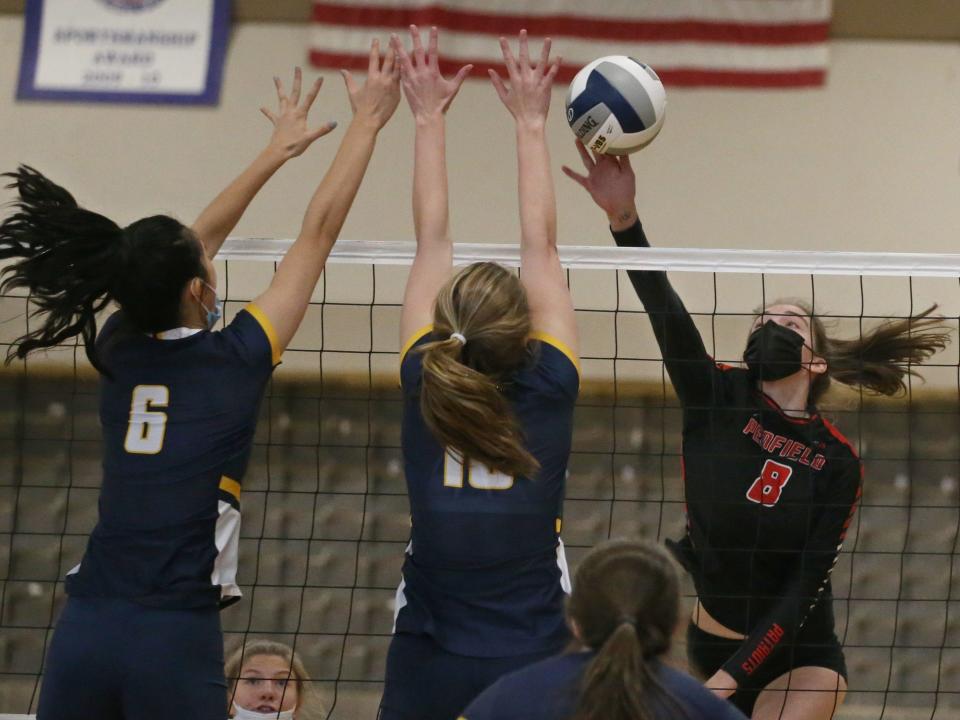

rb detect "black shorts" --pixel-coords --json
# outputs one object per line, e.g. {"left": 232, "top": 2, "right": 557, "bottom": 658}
{"left": 686, "top": 622, "right": 847, "bottom": 718}
{"left": 379, "top": 632, "right": 558, "bottom": 720}
{"left": 37, "top": 597, "right": 226, "bottom": 720}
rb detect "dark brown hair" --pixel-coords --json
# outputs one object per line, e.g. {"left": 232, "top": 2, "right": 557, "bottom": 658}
{"left": 0, "top": 165, "right": 205, "bottom": 373}
{"left": 418, "top": 261, "right": 539, "bottom": 478}
{"left": 760, "top": 300, "right": 952, "bottom": 405}
{"left": 567, "top": 540, "right": 687, "bottom": 720}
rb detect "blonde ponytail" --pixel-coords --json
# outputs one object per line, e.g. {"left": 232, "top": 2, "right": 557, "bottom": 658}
{"left": 418, "top": 262, "right": 539, "bottom": 478}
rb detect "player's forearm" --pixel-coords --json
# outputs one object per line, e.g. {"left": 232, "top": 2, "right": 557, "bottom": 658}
{"left": 721, "top": 513, "right": 852, "bottom": 686}
{"left": 516, "top": 121, "right": 557, "bottom": 253}
{"left": 298, "top": 118, "right": 379, "bottom": 249}
{"left": 612, "top": 221, "right": 714, "bottom": 403}
{"left": 412, "top": 114, "right": 451, "bottom": 248}
{"left": 192, "top": 146, "right": 288, "bottom": 258}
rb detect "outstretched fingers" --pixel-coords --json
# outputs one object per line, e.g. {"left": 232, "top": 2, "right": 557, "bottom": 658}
{"left": 517, "top": 28, "right": 530, "bottom": 68}
{"left": 410, "top": 24, "right": 425, "bottom": 66}
{"left": 307, "top": 120, "right": 339, "bottom": 142}
{"left": 391, "top": 34, "right": 415, "bottom": 76}
{"left": 428, "top": 26, "right": 439, "bottom": 68}
{"left": 544, "top": 54, "right": 561, "bottom": 84}
{"left": 488, "top": 68, "right": 509, "bottom": 104}
{"left": 340, "top": 68, "right": 358, "bottom": 97}
{"left": 273, "top": 74, "right": 288, "bottom": 107}
{"left": 301, "top": 76, "right": 323, "bottom": 111}
{"left": 561, "top": 165, "right": 590, "bottom": 189}
{"left": 368, "top": 38, "right": 381, "bottom": 76}
{"left": 574, "top": 139, "right": 595, "bottom": 171}
{"left": 536, "top": 37, "right": 552, "bottom": 72}
{"left": 499, "top": 36, "right": 519, "bottom": 77}
{"left": 382, "top": 43, "right": 397, "bottom": 77}
{"left": 290, "top": 66, "right": 302, "bottom": 105}
{"left": 451, "top": 63, "right": 473, "bottom": 91}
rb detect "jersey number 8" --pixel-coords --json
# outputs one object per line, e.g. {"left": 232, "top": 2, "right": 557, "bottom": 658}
{"left": 746, "top": 459, "right": 793, "bottom": 507}
{"left": 124, "top": 385, "right": 169, "bottom": 455}
{"left": 443, "top": 451, "right": 514, "bottom": 490}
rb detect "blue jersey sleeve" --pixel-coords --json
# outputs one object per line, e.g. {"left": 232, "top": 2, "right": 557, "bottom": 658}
{"left": 217, "top": 304, "right": 281, "bottom": 375}
{"left": 530, "top": 333, "right": 580, "bottom": 403}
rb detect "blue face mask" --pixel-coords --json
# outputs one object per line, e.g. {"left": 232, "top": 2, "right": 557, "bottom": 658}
{"left": 198, "top": 280, "right": 223, "bottom": 330}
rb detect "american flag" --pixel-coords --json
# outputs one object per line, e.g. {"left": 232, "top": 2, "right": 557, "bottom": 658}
{"left": 309, "top": 0, "right": 832, "bottom": 89}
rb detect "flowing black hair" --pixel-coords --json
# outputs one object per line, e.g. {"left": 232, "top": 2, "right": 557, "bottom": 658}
{"left": 0, "top": 165, "right": 206, "bottom": 373}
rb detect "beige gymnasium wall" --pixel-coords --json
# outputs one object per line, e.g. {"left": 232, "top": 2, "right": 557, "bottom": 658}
{"left": 1, "top": 17, "right": 959, "bottom": 386}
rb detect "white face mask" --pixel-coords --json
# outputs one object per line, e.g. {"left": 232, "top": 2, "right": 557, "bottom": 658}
{"left": 232, "top": 704, "right": 295, "bottom": 720}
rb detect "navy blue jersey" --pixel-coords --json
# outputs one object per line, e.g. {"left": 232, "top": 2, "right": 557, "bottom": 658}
{"left": 65, "top": 305, "right": 280, "bottom": 609}
{"left": 460, "top": 651, "right": 748, "bottom": 720}
{"left": 395, "top": 326, "right": 579, "bottom": 657}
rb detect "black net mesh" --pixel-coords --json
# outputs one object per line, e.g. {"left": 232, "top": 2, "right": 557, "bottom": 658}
{"left": 0, "top": 253, "right": 958, "bottom": 719}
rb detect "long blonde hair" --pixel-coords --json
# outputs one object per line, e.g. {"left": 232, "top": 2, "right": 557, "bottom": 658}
{"left": 225, "top": 640, "right": 325, "bottom": 720}
{"left": 418, "top": 262, "right": 539, "bottom": 478}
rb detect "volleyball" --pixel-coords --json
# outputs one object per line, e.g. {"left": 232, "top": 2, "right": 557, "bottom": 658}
{"left": 564, "top": 56, "right": 666, "bottom": 155}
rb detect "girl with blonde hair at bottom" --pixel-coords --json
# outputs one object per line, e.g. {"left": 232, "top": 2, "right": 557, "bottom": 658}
{"left": 225, "top": 641, "right": 324, "bottom": 720}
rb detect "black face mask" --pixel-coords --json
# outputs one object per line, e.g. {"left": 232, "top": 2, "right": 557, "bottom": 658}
{"left": 744, "top": 320, "right": 806, "bottom": 381}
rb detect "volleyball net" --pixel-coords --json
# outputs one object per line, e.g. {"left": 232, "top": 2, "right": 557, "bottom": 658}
{"left": 0, "top": 240, "right": 959, "bottom": 719}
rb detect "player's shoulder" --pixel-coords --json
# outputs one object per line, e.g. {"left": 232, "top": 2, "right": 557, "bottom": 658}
{"left": 399, "top": 324, "right": 435, "bottom": 391}
{"left": 817, "top": 415, "right": 860, "bottom": 460}
{"left": 525, "top": 332, "right": 580, "bottom": 400}
{"left": 212, "top": 303, "right": 281, "bottom": 369}
{"left": 461, "top": 652, "right": 586, "bottom": 720}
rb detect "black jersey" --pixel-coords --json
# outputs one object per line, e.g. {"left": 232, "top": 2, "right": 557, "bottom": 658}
{"left": 395, "top": 326, "right": 579, "bottom": 657}
{"left": 65, "top": 305, "right": 279, "bottom": 609}
{"left": 613, "top": 221, "right": 862, "bottom": 686}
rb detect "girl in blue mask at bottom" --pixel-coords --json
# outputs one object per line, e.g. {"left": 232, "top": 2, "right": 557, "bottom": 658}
{"left": 2, "top": 53, "right": 401, "bottom": 720}
{"left": 563, "top": 144, "right": 951, "bottom": 720}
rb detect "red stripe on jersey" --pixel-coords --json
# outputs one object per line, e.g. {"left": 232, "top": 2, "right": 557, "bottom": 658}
{"left": 821, "top": 417, "right": 861, "bottom": 460}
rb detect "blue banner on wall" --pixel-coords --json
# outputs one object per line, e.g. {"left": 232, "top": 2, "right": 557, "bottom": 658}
{"left": 17, "top": 0, "right": 231, "bottom": 105}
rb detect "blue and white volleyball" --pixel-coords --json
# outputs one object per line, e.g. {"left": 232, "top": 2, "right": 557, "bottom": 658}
{"left": 565, "top": 56, "right": 666, "bottom": 155}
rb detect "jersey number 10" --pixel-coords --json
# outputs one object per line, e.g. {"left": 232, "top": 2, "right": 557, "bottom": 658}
{"left": 124, "top": 385, "right": 169, "bottom": 455}
{"left": 443, "top": 451, "right": 514, "bottom": 490}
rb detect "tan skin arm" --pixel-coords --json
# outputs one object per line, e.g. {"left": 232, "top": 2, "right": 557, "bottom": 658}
{"left": 392, "top": 26, "right": 472, "bottom": 347}
{"left": 191, "top": 68, "right": 337, "bottom": 259}
{"left": 490, "top": 32, "right": 578, "bottom": 358}
{"left": 252, "top": 42, "right": 401, "bottom": 354}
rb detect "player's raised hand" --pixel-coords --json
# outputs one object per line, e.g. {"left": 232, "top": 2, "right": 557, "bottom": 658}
{"left": 261, "top": 67, "right": 338, "bottom": 160}
{"left": 489, "top": 30, "right": 561, "bottom": 126}
{"left": 562, "top": 139, "right": 638, "bottom": 227}
{"left": 341, "top": 38, "right": 402, "bottom": 130}
{"left": 392, "top": 26, "right": 472, "bottom": 120}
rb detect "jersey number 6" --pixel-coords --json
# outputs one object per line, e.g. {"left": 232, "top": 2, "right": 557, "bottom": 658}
{"left": 746, "top": 459, "right": 793, "bottom": 507}
{"left": 443, "top": 451, "right": 514, "bottom": 490}
{"left": 124, "top": 385, "right": 169, "bottom": 455}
